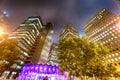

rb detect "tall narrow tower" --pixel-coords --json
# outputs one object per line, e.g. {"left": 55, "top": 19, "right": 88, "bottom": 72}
{"left": 60, "top": 24, "right": 80, "bottom": 39}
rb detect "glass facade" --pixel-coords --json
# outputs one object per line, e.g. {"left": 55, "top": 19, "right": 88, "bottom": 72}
{"left": 48, "top": 43, "right": 58, "bottom": 66}
{"left": 82, "top": 8, "right": 120, "bottom": 69}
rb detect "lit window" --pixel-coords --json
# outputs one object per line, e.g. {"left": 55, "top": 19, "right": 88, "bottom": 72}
{"left": 111, "top": 21, "right": 114, "bottom": 23}
{"left": 116, "top": 24, "right": 118, "bottom": 27}
{"left": 10, "top": 72, "right": 17, "bottom": 79}
{"left": 111, "top": 59, "right": 114, "bottom": 62}
{"left": 109, "top": 55, "right": 111, "bottom": 58}
{"left": 113, "top": 26, "right": 115, "bottom": 28}
{"left": 115, "top": 58, "right": 118, "bottom": 61}
{"left": 21, "top": 61, "right": 24, "bottom": 64}
{"left": 23, "top": 52, "right": 28, "bottom": 57}
{"left": 119, "top": 57, "right": 120, "bottom": 60}
{"left": 112, "top": 54, "right": 115, "bottom": 56}
{"left": 115, "top": 36, "right": 117, "bottom": 38}
{"left": 116, "top": 53, "right": 118, "bottom": 56}
{"left": 108, "top": 60, "right": 111, "bottom": 62}
{"left": 116, "top": 28, "right": 118, "bottom": 30}
{"left": 117, "top": 17, "right": 119, "bottom": 19}
{"left": 16, "top": 66, "right": 21, "bottom": 69}
{"left": 114, "top": 19, "right": 116, "bottom": 21}
{"left": 1, "top": 71, "right": 10, "bottom": 79}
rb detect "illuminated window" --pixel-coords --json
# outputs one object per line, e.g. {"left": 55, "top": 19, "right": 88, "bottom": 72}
{"left": 109, "top": 55, "right": 111, "bottom": 58}
{"left": 108, "top": 60, "right": 111, "bottom": 62}
{"left": 1, "top": 71, "right": 10, "bottom": 79}
{"left": 116, "top": 53, "right": 118, "bottom": 56}
{"left": 112, "top": 54, "right": 115, "bottom": 56}
{"left": 119, "top": 57, "right": 120, "bottom": 60}
{"left": 113, "top": 26, "right": 115, "bottom": 28}
{"left": 114, "top": 36, "right": 117, "bottom": 38}
{"left": 115, "top": 58, "right": 118, "bottom": 61}
{"left": 116, "top": 28, "right": 118, "bottom": 30}
{"left": 10, "top": 72, "right": 17, "bottom": 79}
{"left": 111, "top": 21, "right": 114, "bottom": 23}
{"left": 114, "top": 19, "right": 116, "bottom": 21}
{"left": 23, "top": 52, "right": 28, "bottom": 56}
{"left": 116, "top": 24, "right": 118, "bottom": 27}
{"left": 111, "top": 59, "right": 114, "bottom": 62}
{"left": 16, "top": 66, "right": 21, "bottom": 69}
{"left": 21, "top": 61, "right": 24, "bottom": 65}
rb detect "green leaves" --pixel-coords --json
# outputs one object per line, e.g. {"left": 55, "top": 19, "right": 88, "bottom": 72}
{"left": 0, "top": 39, "right": 20, "bottom": 71}
{"left": 58, "top": 35, "right": 118, "bottom": 78}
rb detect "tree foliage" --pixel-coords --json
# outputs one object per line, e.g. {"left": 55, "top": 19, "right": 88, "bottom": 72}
{"left": 58, "top": 36, "right": 118, "bottom": 78}
{"left": 0, "top": 38, "right": 20, "bottom": 71}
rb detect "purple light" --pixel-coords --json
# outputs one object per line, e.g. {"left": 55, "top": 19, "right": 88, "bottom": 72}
{"left": 21, "top": 64, "right": 59, "bottom": 74}
{"left": 17, "top": 64, "right": 67, "bottom": 80}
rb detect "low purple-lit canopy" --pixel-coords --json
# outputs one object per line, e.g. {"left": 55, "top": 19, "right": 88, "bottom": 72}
{"left": 21, "top": 64, "right": 60, "bottom": 74}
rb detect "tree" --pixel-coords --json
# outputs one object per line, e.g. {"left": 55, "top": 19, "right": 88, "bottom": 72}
{"left": 0, "top": 38, "right": 20, "bottom": 71}
{"left": 58, "top": 37, "right": 83, "bottom": 76}
{"left": 58, "top": 36, "right": 118, "bottom": 79}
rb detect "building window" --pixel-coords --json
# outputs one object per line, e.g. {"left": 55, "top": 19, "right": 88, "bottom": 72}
{"left": 111, "top": 59, "right": 114, "bottom": 62}
{"left": 1, "top": 71, "right": 10, "bottom": 79}
{"left": 16, "top": 66, "right": 21, "bottom": 69}
{"left": 115, "top": 58, "right": 118, "bottom": 61}
{"left": 115, "top": 53, "right": 118, "bottom": 56}
{"left": 112, "top": 54, "right": 115, "bottom": 57}
{"left": 10, "top": 72, "right": 17, "bottom": 79}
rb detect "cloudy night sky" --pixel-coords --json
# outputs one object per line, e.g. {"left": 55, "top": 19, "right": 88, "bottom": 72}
{"left": 0, "top": 0, "right": 120, "bottom": 42}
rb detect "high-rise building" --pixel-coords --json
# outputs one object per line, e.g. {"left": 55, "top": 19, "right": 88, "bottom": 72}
{"left": 60, "top": 24, "right": 80, "bottom": 39}
{"left": 82, "top": 8, "right": 120, "bottom": 69}
{"left": 47, "top": 43, "right": 58, "bottom": 66}
{"left": 1, "top": 16, "right": 54, "bottom": 79}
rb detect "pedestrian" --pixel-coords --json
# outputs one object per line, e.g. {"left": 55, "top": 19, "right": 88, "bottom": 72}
{"left": 43, "top": 76, "right": 48, "bottom": 80}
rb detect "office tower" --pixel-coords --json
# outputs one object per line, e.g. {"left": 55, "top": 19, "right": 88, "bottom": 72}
{"left": 48, "top": 43, "right": 58, "bottom": 66}
{"left": 1, "top": 16, "right": 54, "bottom": 79}
{"left": 83, "top": 8, "right": 120, "bottom": 68}
{"left": 60, "top": 24, "right": 80, "bottom": 39}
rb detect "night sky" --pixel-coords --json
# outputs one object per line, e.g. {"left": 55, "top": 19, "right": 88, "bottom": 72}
{"left": 0, "top": 0, "right": 120, "bottom": 42}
